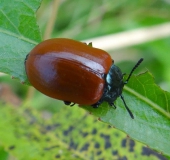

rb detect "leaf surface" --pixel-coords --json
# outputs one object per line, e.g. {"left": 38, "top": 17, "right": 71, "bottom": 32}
{"left": 0, "top": 0, "right": 41, "bottom": 82}
{"left": 82, "top": 72, "right": 170, "bottom": 156}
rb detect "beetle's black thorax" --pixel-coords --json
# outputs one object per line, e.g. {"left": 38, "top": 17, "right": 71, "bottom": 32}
{"left": 103, "top": 64, "right": 124, "bottom": 104}
{"left": 92, "top": 63, "right": 124, "bottom": 107}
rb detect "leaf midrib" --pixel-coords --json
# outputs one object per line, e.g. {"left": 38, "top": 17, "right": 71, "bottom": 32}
{"left": 124, "top": 85, "right": 170, "bottom": 119}
{"left": 0, "top": 28, "right": 38, "bottom": 45}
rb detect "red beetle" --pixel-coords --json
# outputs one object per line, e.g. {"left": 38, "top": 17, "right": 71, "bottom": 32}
{"left": 25, "top": 38, "right": 143, "bottom": 118}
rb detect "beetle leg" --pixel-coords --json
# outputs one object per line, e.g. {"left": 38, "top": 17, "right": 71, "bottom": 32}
{"left": 92, "top": 105, "right": 99, "bottom": 108}
{"left": 83, "top": 42, "right": 93, "bottom": 47}
{"left": 109, "top": 102, "right": 116, "bottom": 109}
{"left": 120, "top": 95, "right": 134, "bottom": 119}
{"left": 91, "top": 102, "right": 99, "bottom": 108}
{"left": 113, "top": 103, "right": 117, "bottom": 109}
{"left": 64, "top": 101, "right": 71, "bottom": 105}
{"left": 91, "top": 103, "right": 100, "bottom": 108}
{"left": 24, "top": 54, "right": 29, "bottom": 65}
{"left": 70, "top": 103, "right": 75, "bottom": 107}
{"left": 88, "top": 42, "right": 93, "bottom": 47}
{"left": 64, "top": 101, "right": 75, "bottom": 107}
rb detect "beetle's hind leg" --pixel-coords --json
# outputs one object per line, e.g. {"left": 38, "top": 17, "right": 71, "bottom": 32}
{"left": 64, "top": 101, "right": 75, "bottom": 107}
{"left": 109, "top": 102, "right": 117, "bottom": 109}
{"left": 91, "top": 99, "right": 104, "bottom": 108}
{"left": 92, "top": 104, "right": 99, "bottom": 108}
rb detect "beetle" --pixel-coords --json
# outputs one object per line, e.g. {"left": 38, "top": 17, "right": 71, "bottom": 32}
{"left": 25, "top": 38, "right": 143, "bottom": 119}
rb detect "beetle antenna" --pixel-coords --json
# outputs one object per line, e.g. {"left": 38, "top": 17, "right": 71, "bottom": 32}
{"left": 120, "top": 95, "right": 134, "bottom": 119}
{"left": 124, "top": 58, "right": 143, "bottom": 84}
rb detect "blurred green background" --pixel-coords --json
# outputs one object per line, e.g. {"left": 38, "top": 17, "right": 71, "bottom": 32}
{"left": 0, "top": 0, "right": 170, "bottom": 159}
{"left": 37, "top": 0, "right": 170, "bottom": 90}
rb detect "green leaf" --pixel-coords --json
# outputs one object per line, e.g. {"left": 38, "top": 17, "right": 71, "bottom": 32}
{"left": 0, "top": 146, "right": 8, "bottom": 160}
{"left": 0, "top": 103, "right": 167, "bottom": 160}
{"left": 0, "top": 0, "right": 42, "bottom": 82}
{"left": 81, "top": 71, "right": 170, "bottom": 156}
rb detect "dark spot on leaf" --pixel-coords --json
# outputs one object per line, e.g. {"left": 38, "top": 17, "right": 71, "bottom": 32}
{"left": 94, "top": 142, "right": 100, "bottom": 149}
{"left": 63, "top": 126, "right": 74, "bottom": 136}
{"left": 119, "top": 156, "right": 127, "bottom": 160}
{"left": 129, "top": 139, "right": 135, "bottom": 152}
{"left": 112, "top": 150, "right": 118, "bottom": 155}
{"left": 80, "top": 143, "right": 89, "bottom": 151}
{"left": 46, "top": 124, "right": 59, "bottom": 131}
{"left": 81, "top": 131, "right": 89, "bottom": 137}
{"left": 114, "top": 133, "right": 119, "bottom": 137}
{"left": 46, "top": 125, "right": 52, "bottom": 130}
{"left": 69, "top": 138, "right": 78, "bottom": 149}
{"left": 108, "top": 125, "right": 112, "bottom": 128}
{"left": 121, "top": 138, "right": 126, "bottom": 147}
{"left": 142, "top": 147, "right": 167, "bottom": 160}
{"left": 92, "top": 128, "right": 97, "bottom": 134}
{"left": 97, "top": 150, "right": 102, "bottom": 155}
{"left": 55, "top": 154, "right": 61, "bottom": 158}
{"left": 9, "top": 145, "right": 15, "bottom": 150}
{"left": 105, "top": 141, "right": 111, "bottom": 149}
{"left": 100, "top": 133, "right": 111, "bottom": 149}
